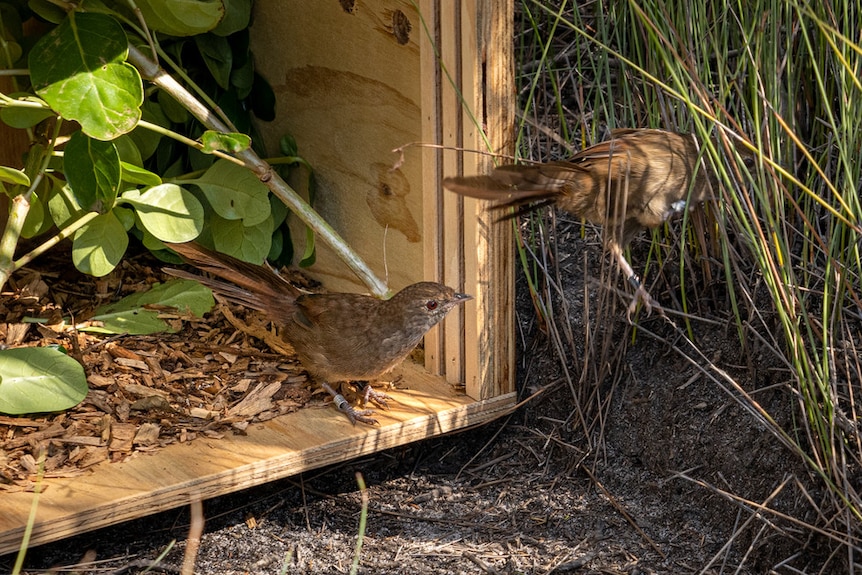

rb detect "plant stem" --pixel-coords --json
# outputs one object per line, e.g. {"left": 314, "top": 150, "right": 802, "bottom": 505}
{"left": 0, "top": 117, "right": 62, "bottom": 290}
{"left": 136, "top": 120, "right": 245, "bottom": 166}
{"left": 14, "top": 211, "right": 101, "bottom": 270}
{"left": 126, "top": 45, "right": 390, "bottom": 298}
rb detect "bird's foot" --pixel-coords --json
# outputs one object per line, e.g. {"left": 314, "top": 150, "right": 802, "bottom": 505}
{"left": 361, "top": 384, "right": 391, "bottom": 410}
{"left": 321, "top": 382, "right": 378, "bottom": 425}
{"left": 626, "top": 283, "right": 655, "bottom": 323}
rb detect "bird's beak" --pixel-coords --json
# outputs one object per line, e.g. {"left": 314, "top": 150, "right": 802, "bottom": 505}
{"left": 455, "top": 292, "right": 473, "bottom": 302}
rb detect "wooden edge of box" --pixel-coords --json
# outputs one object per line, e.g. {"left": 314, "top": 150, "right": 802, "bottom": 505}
{"left": 422, "top": 0, "right": 516, "bottom": 401}
{"left": 0, "top": 362, "right": 516, "bottom": 555}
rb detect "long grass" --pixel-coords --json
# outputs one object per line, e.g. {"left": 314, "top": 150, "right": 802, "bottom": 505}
{"left": 517, "top": 0, "right": 861, "bottom": 569}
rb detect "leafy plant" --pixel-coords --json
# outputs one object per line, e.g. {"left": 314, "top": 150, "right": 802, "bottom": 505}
{"left": 0, "top": 1, "right": 385, "bottom": 286}
{"left": 0, "top": 0, "right": 389, "bottom": 415}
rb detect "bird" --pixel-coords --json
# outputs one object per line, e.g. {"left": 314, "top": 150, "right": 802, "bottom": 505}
{"left": 443, "top": 128, "right": 752, "bottom": 318}
{"left": 163, "top": 242, "right": 472, "bottom": 425}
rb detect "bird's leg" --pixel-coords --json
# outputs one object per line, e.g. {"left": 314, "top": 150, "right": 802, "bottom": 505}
{"left": 608, "top": 241, "right": 654, "bottom": 320}
{"left": 320, "top": 382, "right": 378, "bottom": 425}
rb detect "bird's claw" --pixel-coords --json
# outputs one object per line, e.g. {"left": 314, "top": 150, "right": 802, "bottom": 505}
{"left": 362, "top": 384, "right": 391, "bottom": 410}
{"left": 626, "top": 283, "right": 654, "bottom": 323}
{"left": 321, "top": 382, "right": 379, "bottom": 425}
{"left": 332, "top": 392, "right": 378, "bottom": 425}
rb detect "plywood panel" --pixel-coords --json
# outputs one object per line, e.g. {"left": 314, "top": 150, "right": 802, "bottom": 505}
{"left": 249, "top": 1, "right": 426, "bottom": 294}
{"left": 445, "top": 1, "right": 516, "bottom": 399}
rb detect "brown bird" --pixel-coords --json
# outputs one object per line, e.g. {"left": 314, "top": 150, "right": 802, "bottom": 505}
{"left": 163, "top": 242, "right": 471, "bottom": 425}
{"left": 444, "top": 128, "right": 752, "bottom": 318}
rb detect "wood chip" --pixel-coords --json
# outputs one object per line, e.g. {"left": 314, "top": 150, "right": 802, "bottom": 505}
{"left": 5, "top": 422, "right": 66, "bottom": 449}
{"left": 226, "top": 382, "right": 282, "bottom": 419}
{"left": 107, "top": 344, "right": 143, "bottom": 361}
{"left": 109, "top": 423, "right": 136, "bottom": 453}
{"left": 56, "top": 436, "right": 103, "bottom": 447}
{"left": 114, "top": 357, "right": 149, "bottom": 371}
{"left": 5, "top": 323, "right": 30, "bottom": 345}
{"left": 119, "top": 382, "right": 169, "bottom": 399}
{"left": 189, "top": 407, "right": 220, "bottom": 420}
{"left": 77, "top": 447, "right": 109, "bottom": 468}
{"left": 87, "top": 374, "right": 115, "bottom": 388}
{"left": 133, "top": 423, "right": 161, "bottom": 446}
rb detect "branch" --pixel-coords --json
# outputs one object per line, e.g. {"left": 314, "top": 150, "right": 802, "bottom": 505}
{"left": 126, "top": 45, "right": 390, "bottom": 298}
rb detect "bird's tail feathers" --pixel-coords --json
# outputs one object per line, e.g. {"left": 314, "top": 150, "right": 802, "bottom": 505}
{"left": 164, "top": 267, "right": 281, "bottom": 315}
{"left": 443, "top": 167, "right": 573, "bottom": 217}
{"left": 164, "top": 242, "right": 302, "bottom": 322}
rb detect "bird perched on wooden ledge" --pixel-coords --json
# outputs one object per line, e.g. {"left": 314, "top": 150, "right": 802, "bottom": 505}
{"left": 443, "top": 128, "right": 753, "bottom": 319}
{"left": 164, "top": 242, "right": 471, "bottom": 425}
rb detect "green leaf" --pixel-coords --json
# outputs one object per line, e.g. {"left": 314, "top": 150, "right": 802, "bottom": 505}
{"left": 30, "top": 12, "right": 143, "bottom": 140}
{"left": 72, "top": 211, "right": 128, "bottom": 276}
{"left": 82, "top": 279, "right": 214, "bottom": 335}
{"left": 113, "top": 205, "right": 136, "bottom": 231}
{"left": 27, "top": 0, "right": 67, "bottom": 24}
{"left": 48, "top": 179, "right": 84, "bottom": 229}
{"left": 63, "top": 131, "right": 121, "bottom": 212}
{"left": 157, "top": 90, "right": 189, "bottom": 124}
{"left": 230, "top": 52, "right": 254, "bottom": 99}
{"left": 122, "top": 184, "right": 204, "bottom": 242}
{"left": 0, "top": 166, "right": 29, "bottom": 186}
{"left": 199, "top": 130, "right": 251, "bottom": 154}
{"left": 299, "top": 224, "right": 316, "bottom": 267}
{"left": 22, "top": 179, "right": 56, "bottom": 238}
{"left": 128, "top": 101, "right": 169, "bottom": 161}
{"left": 195, "top": 159, "right": 270, "bottom": 225}
{"left": 268, "top": 226, "right": 283, "bottom": 261}
{"left": 211, "top": 213, "right": 272, "bottom": 262}
{"left": 0, "top": 39, "right": 22, "bottom": 68}
{"left": 0, "top": 347, "right": 87, "bottom": 415}
{"left": 0, "top": 94, "right": 54, "bottom": 129}
{"left": 269, "top": 192, "right": 288, "bottom": 228}
{"left": 280, "top": 134, "right": 298, "bottom": 157}
{"left": 213, "top": 0, "right": 251, "bottom": 36}
{"left": 195, "top": 33, "right": 232, "bottom": 89}
{"left": 135, "top": 0, "right": 225, "bottom": 36}
{"left": 120, "top": 161, "right": 162, "bottom": 186}
{"left": 188, "top": 147, "right": 214, "bottom": 173}
{"left": 21, "top": 190, "right": 45, "bottom": 238}
{"left": 139, "top": 227, "right": 167, "bottom": 252}
{"left": 113, "top": 134, "right": 143, "bottom": 166}
{"left": 274, "top": 223, "right": 295, "bottom": 264}
{"left": 0, "top": 3, "right": 23, "bottom": 39}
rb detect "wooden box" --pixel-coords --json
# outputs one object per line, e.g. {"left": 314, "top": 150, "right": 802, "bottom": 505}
{"left": 0, "top": 0, "right": 514, "bottom": 554}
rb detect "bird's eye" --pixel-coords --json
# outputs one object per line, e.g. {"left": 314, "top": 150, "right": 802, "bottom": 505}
{"left": 425, "top": 300, "right": 439, "bottom": 311}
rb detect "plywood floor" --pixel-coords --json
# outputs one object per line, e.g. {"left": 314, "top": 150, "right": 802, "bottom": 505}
{"left": 0, "top": 362, "right": 515, "bottom": 555}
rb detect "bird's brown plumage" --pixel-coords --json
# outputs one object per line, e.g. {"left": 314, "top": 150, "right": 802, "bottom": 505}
{"left": 444, "top": 129, "right": 751, "bottom": 316}
{"left": 164, "top": 242, "right": 471, "bottom": 423}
